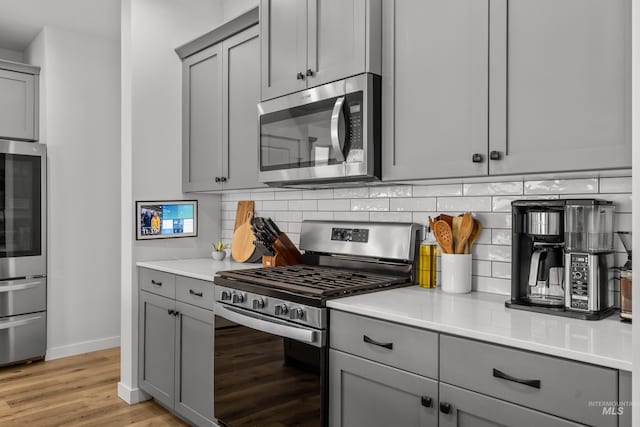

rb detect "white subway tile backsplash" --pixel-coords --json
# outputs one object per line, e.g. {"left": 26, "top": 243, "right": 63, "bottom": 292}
{"left": 351, "top": 198, "right": 389, "bottom": 211}
{"left": 437, "top": 197, "right": 492, "bottom": 212}
{"left": 262, "top": 200, "right": 289, "bottom": 211}
{"left": 289, "top": 200, "right": 318, "bottom": 211}
{"left": 464, "top": 181, "right": 523, "bottom": 196}
{"left": 413, "top": 184, "right": 462, "bottom": 197}
{"left": 524, "top": 178, "right": 598, "bottom": 195}
{"left": 492, "top": 262, "right": 511, "bottom": 279}
{"left": 275, "top": 190, "right": 302, "bottom": 200}
{"left": 318, "top": 199, "right": 351, "bottom": 211}
{"left": 600, "top": 177, "right": 632, "bottom": 194}
{"left": 369, "top": 185, "right": 412, "bottom": 198}
{"left": 333, "top": 187, "right": 369, "bottom": 199}
{"left": 334, "top": 211, "right": 370, "bottom": 221}
{"left": 220, "top": 174, "right": 631, "bottom": 297}
{"left": 303, "top": 189, "right": 333, "bottom": 199}
{"left": 369, "top": 212, "right": 413, "bottom": 222}
{"left": 390, "top": 197, "right": 437, "bottom": 212}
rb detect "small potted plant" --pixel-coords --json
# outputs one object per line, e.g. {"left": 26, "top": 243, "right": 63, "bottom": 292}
{"left": 212, "top": 240, "right": 230, "bottom": 261}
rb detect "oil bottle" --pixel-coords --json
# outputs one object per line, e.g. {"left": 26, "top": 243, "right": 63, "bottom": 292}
{"left": 417, "top": 225, "right": 437, "bottom": 288}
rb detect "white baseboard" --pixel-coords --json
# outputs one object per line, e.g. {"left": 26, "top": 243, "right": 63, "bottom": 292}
{"left": 45, "top": 335, "right": 121, "bottom": 361}
{"left": 118, "top": 381, "right": 150, "bottom": 404}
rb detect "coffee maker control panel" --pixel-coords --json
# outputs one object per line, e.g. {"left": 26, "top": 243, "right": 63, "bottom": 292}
{"left": 569, "top": 254, "right": 590, "bottom": 310}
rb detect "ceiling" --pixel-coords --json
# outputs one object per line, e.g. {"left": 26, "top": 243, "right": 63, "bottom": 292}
{"left": 0, "top": 0, "right": 120, "bottom": 52}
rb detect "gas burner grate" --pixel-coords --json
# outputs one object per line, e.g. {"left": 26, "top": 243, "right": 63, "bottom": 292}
{"left": 219, "top": 265, "right": 407, "bottom": 298}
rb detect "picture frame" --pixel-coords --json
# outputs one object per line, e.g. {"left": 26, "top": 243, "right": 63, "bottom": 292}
{"left": 136, "top": 200, "right": 198, "bottom": 240}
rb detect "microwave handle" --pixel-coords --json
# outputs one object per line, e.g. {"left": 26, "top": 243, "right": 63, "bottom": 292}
{"left": 330, "top": 96, "right": 346, "bottom": 162}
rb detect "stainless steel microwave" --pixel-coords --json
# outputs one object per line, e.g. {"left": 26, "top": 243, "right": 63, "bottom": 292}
{"left": 258, "top": 73, "right": 381, "bottom": 187}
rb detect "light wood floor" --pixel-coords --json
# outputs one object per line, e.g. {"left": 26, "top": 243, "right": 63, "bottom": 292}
{"left": 0, "top": 347, "right": 188, "bottom": 426}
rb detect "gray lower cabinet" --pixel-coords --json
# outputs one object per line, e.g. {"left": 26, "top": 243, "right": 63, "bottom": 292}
{"left": 329, "top": 349, "right": 438, "bottom": 427}
{"left": 438, "top": 383, "right": 581, "bottom": 427}
{"left": 0, "top": 61, "right": 39, "bottom": 141}
{"left": 139, "top": 276, "right": 215, "bottom": 427}
{"left": 180, "top": 19, "right": 262, "bottom": 192}
{"left": 619, "top": 370, "right": 632, "bottom": 427}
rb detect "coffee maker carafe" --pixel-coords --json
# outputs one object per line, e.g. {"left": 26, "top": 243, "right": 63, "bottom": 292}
{"left": 507, "top": 199, "right": 615, "bottom": 320}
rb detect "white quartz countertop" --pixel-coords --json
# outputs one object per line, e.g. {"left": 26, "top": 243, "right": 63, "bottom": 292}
{"left": 327, "top": 287, "right": 632, "bottom": 371}
{"left": 136, "top": 257, "right": 258, "bottom": 282}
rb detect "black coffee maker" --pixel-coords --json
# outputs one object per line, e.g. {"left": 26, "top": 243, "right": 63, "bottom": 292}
{"left": 507, "top": 200, "right": 566, "bottom": 310}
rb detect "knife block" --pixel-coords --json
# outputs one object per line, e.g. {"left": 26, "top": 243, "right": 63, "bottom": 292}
{"left": 262, "top": 233, "right": 302, "bottom": 267}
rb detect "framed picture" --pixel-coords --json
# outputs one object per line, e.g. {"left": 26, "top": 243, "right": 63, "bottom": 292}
{"left": 136, "top": 200, "right": 198, "bottom": 240}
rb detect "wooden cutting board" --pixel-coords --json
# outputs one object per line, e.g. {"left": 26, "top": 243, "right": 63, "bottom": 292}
{"left": 231, "top": 202, "right": 256, "bottom": 262}
{"left": 233, "top": 200, "right": 255, "bottom": 231}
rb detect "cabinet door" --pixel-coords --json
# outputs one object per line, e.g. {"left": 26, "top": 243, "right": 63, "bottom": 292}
{"left": 619, "top": 371, "right": 632, "bottom": 427}
{"left": 174, "top": 302, "right": 215, "bottom": 427}
{"left": 306, "top": 0, "right": 366, "bottom": 87}
{"left": 330, "top": 349, "right": 438, "bottom": 427}
{"left": 260, "top": 0, "right": 307, "bottom": 100}
{"left": 439, "top": 383, "right": 582, "bottom": 427}
{"left": 382, "top": 0, "right": 489, "bottom": 181}
{"left": 489, "top": 0, "right": 631, "bottom": 175}
{"left": 139, "top": 291, "right": 176, "bottom": 408}
{"left": 182, "top": 44, "right": 224, "bottom": 192}
{"left": 0, "top": 69, "right": 36, "bottom": 141}
{"left": 222, "top": 26, "right": 264, "bottom": 190}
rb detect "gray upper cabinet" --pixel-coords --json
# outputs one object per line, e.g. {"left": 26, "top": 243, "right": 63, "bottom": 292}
{"left": 222, "top": 26, "right": 263, "bottom": 190}
{"left": 438, "top": 383, "right": 581, "bottom": 427}
{"left": 139, "top": 291, "right": 176, "bottom": 409}
{"left": 179, "top": 9, "right": 262, "bottom": 192}
{"left": 0, "top": 62, "right": 39, "bottom": 142}
{"left": 330, "top": 349, "right": 438, "bottom": 427}
{"left": 381, "top": 0, "right": 489, "bottom": 181}
{"left": 260, "top": 0, "right": 381, "bottom": 101}
{"left": 488, "top": 0, "right": 631, "bottom": 175}
{"left": 182, "top": 44, "right": 224, "bottom": 192}
{"left": 174, "top": 301, "right": 215, "bottom": 427}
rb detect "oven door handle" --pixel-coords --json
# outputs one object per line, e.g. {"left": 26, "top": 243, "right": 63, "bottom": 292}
{"left": 215, "top": 302, "right": 323, "bottom": 347}
{"left": 330, "top": 96, "right": 346, "bottom": 162}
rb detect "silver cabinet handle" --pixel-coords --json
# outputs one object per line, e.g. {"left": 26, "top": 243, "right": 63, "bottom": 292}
{"left": 0, "top": 281, "right": 43, "bottom": 292}
{"left": 330, "top": 96, "right": 346, "bottom": 162}
{"left": 215, "top": 302, "right": 322, "bottom": 347}
{"left": 0, "top": 315, "right": 42, "bottom": 330}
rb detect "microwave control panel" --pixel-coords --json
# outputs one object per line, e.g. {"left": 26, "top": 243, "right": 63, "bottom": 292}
{"left": 346, "top": 92, "right": 364, "bottom": 150}
{"left": 331, "top": 228, "right": 369, "bottom": 243}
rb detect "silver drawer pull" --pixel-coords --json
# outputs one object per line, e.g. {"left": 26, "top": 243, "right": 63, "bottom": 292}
{"left": 493, "top": 368, "right": 541, "bottom": 389}
{"left": 363, "top": 335, "right": 393, "bottom": 350}
{"left": 0, "top": 315, "right": 42, "bottom": 330}
{"left": 189, "top": 289, "right": 203, "bottom": 297}
{"left": 0, "top": 282, "right": 42, "bottom": 292}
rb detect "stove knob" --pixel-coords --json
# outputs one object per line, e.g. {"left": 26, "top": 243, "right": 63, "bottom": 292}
{"left": 232, "top": 293, "right": 245, "bottom": 303}
{"left": 275, "top": 304, "right": 289, "bottom": 316}
{"left": 220, "top": 290, "right": 231, "bottom": 301}
{"left": 290, "top": 308, "right": 305, "bottom": 320}
{"left": 252, "top": 298, "right": 265, "bottom": 309}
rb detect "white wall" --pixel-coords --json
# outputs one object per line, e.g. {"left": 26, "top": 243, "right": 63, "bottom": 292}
{"left": 0, "top": 46, "right": 23, "bottom": 62}
{"left": 222, "top": 0, "right": 257, "bottom": 21}
{"left": 119, "top": 0, "right": 225, "bottom": 403}
{"left": 25, "top": 25, "right": 121, "bottom": 360}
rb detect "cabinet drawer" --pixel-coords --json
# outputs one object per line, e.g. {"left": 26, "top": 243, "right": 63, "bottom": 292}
{"left": 175, "top": 276, "right": 214, "bottom": 310}
{"left": 440, "top": 335, "right": 617, "bottom": 427}
{"left": 330, "top": 310, "right": 438, "bottom": 379}
{"left": 139, "top": 268, "right": 175, "bottom": 299}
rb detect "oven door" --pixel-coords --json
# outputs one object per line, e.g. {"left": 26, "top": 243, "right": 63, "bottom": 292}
{"left": 214, "top": 301, "right": 327, "bottom": 427}
{"left": 258, "top": 73, "right": 379, "bottom": 185}
{"left": 0, "top": 140, "right": 46, "bottom": 279}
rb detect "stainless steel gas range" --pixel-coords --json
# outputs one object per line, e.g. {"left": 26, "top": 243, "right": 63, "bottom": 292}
{"left": 213, "top": 220, "right": 420, "bottom": 427}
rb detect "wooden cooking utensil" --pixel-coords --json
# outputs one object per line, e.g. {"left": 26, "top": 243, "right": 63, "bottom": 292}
{"left": 433, "top": 220, "right": 454, "bottom": 254}
{"left": 456, "top": 212, "right": 475, "bottom": 254}
{"left": 231, "top": 210, "right": 257, "bottom": 262}
{"left": 452, "top": 216, "right": 462, "bottom": 252}
{"left": 233, "top": 200, "right": 255, "bottom": 231}
{"left": 465, "top": 219, "right": 483, "bottom": 254}
{"left": 438, "top": 214, "right": 454, "bottom": 228}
